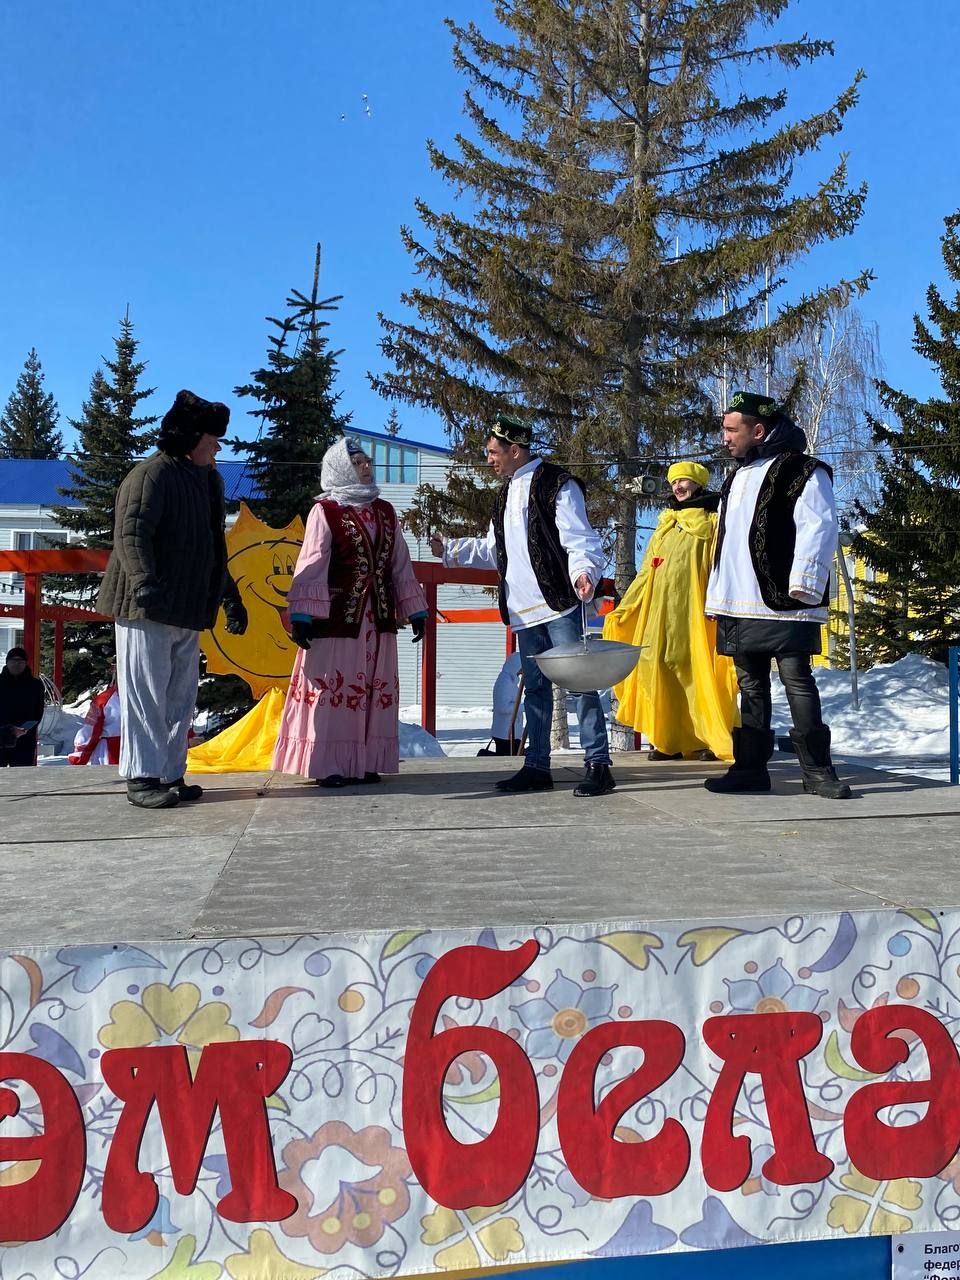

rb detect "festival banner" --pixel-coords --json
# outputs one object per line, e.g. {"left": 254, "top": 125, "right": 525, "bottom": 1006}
{"left": 2, "top": 906, "right": 960, "bottom": 1278}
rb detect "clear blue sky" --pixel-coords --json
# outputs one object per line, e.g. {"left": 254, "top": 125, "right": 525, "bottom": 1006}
{"left": 0, "top": 0, "right": 957, "bottom": 454}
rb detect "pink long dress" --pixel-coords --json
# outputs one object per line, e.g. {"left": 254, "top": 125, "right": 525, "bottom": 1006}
{"left": 272, "top": 500, "right": 427, "bottom": 780}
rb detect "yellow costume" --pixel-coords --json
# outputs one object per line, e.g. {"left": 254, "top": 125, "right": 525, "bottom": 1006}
{"left": 603, "top": 500, "right": 739, "bottom": 759}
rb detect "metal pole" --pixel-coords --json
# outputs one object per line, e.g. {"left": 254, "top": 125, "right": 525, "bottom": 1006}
{"left": 54, "top": 620, "right": 64, "bottom": 691}
{"left": 834, "top": 550, "right": 860, "bottom": 711}
{"left": 420, "top": 581, "right": 438, "bottom": 737}
{"left": 764, "top": 264, "right": 771, "bottom": 396}
{"left": 949, "top": 646, "right": 959, "bottom": 786}
{"left": 22, "top": 573, "right": 41, "bottom": 673}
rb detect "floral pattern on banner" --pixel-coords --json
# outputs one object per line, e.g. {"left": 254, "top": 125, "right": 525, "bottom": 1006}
{"left": 2, "top": 908, "right": 960, "bottom": 1277}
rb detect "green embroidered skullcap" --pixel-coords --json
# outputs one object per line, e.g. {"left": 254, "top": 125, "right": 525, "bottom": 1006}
{"left": 727, "top": 391, "right": 778, "bottom": 419}
{"left": 490, "top": 413, "right": 532, "bottom": 446}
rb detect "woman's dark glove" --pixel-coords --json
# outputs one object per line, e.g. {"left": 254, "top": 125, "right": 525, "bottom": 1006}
{"left": 291, "top": 619, "right": 313, "bottom": 651}
{"left": 410, "top": 616, "right": 426, "bottom": 643}
{"left": 222, "top": 596, "right": 248, "bottom": 636}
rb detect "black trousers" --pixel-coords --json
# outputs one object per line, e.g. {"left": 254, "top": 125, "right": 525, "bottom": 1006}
{"left": 734, "top": 652, "right": 824, "bottom": 735}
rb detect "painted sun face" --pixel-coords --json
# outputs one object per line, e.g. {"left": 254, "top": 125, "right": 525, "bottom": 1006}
{"left": 238, "top": 537, "right": 301, "bottom": 611}
{"left": 201, "top": 505, "right": 306, "bottom": 697}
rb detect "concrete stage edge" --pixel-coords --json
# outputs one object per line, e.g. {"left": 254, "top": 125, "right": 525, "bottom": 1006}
{"left": 1, "top": 754, "right": 955, "bottom": 946}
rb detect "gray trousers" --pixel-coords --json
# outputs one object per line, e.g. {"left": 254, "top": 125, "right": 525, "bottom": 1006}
{"left": 115, "top": 619, "right": 200, "bottom": 783}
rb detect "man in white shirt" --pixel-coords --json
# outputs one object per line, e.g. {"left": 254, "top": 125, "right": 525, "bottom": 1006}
{"left": 704, "top": 391, "right": 850, "bottom": 799}
{"left": 430, "top": 414, "right": 614, "bottom": 796}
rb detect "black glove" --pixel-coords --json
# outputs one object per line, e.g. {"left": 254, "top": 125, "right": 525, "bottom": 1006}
{"left": 290, "top": 619, "right": 313, "bottom": 651}
{"left": 410, "top": 616, "right": 426, "bottom": 643}
{"left": 222, "top": 596, "right": 248, "bottom": 636}
{"left": 134, "top": 580, "right": 164, "bottom": 613}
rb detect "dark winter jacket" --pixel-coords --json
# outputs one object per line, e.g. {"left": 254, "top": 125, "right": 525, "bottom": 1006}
{"left": 0, "top": 668, "right": 45, "bottom": 726}
{"left": 96, "top": 452, "right": 228, "bottom": 632}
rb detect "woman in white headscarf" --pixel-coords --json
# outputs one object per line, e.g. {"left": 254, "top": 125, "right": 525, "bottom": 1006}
{"left": 273, "top": 437, "right": 429, "bottom": 786}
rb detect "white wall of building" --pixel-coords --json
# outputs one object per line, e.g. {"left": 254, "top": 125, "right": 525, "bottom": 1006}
{"left": 0, "top": 510, "right": 75, "bottom": 657}
{"left": 357, "top": 439, "right": 505, "bottom": 717}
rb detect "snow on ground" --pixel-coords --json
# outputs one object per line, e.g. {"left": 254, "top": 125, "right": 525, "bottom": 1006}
{"left": 398, "top": 720, "right": 447, "bottom": 758}
{"left": 43, "top": 657, "right": 957, "bottom": 780}
{"left": 405, "top": 656, "right": 957, "bottom": 782}
{"left": 770, "top": 653, "right": 952, "bottom": 782}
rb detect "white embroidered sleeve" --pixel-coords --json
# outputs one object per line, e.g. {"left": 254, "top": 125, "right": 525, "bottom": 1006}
{"left": 443, "top": 523, "right": 497, "bottom": 569}
{"left": 789, "top": 467, "right": 838, "bottom": 602}
{"left": 556, "top": 481, "right": 605, "bottom": 589}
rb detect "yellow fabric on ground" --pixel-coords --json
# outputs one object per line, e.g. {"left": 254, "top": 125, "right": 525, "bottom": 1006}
{"left": 603, "top": 504, "right": 739, "bottom": 760}
{"left": 187, "top": 686, "right": 285, "bottom": 773}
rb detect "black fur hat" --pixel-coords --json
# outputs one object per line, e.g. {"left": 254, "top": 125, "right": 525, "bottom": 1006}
{"left": 158, "top": 390, "right": 230, "bottom": 457}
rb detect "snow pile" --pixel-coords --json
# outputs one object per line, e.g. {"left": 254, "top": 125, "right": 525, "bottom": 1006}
{"left": 771, "top": 653, "right": 950, "bottom": 758}
{"left": 400, "top": 704, "right": 492, "bottom": 725}
{"left": 399, "top": 721, "right": 447, "bottom": 758}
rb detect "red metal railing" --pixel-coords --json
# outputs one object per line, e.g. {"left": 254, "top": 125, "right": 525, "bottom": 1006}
{"left": 0, "top": 550, "right": 506, "bottom": 734}
{"left": 0, "top": 551, "right": 615, "bottom": 735}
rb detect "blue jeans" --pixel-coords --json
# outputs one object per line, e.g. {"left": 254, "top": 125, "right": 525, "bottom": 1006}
{"left": 516, "top": 612, "right": 611, "bottom": 772}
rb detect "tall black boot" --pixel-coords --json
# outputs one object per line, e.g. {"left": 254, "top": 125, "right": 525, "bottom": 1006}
{"left": 703, "top": 727, "right": 774, "bottom": 793}
{"left": 789, "top": 727, "right": 851, "bottom": 800}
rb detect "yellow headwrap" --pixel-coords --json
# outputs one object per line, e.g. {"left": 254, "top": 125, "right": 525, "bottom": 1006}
{"left": 667, "top": 461, "right": 710, "bottom": 489}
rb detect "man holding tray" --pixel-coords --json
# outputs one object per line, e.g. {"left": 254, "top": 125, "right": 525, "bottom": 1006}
{"left": 431, "top": 413, "right": 614, "bottom": 797}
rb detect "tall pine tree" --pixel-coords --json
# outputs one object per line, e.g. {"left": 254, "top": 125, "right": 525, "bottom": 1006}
{"left": 373, "top": 0, "right": 869, "bottom": 591}
{"left": 0, "top": 348, "right": 63, "bottom": 458}
{"left": 51, "top": 311, "right": 158, "bottom": 698}
{"left": 231, "top": 246, "right": 352, "bottom": 526}
{"left": 852, "top": 211, "right": 960, "bottom": 666}
{"left": 55, "top": 311, "right": 157, "bottom": 547}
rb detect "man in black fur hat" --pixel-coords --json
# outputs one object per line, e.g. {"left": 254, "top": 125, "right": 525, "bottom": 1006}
{"left": 97, "top": 390, "right": 248, "bottom": 809}
{"left": 703, "top": 391, "right": 850, "bottom": 799}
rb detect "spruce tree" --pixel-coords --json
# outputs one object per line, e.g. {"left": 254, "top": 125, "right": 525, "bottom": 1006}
{"left": 232, "top": 246, "right": 352, "bottom": 526}
{"left": 0, "top": 348, "right": 63, "bottom": 458}
{"left": 852, "top": 212, "right": 960, "bottom": 666}
{"left": 51, "top": 311, "right": 158, "bottom": 699}
{"left": 55, "top": 311, "right": 157, "bottom": 548}
{"left": 373, "top": 0, "right": 870, "bottom": 591}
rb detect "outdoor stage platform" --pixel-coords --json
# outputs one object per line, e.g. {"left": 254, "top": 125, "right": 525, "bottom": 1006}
{"left": 2, "top": 756, "right": 958, "bottom": 1280}
{"left": 2, "top": 753, "right": 957, "bottom": 946}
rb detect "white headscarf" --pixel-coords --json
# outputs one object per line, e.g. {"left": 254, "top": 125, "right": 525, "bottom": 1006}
{"left": 317, "top": 437, "right": 381, "bottom": 506}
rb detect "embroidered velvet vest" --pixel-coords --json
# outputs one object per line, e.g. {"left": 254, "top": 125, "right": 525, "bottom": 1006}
{"left": 310, "top": 499, "right": 399, "bottom": 638}
{"left": 491, "top": 461, "right": 584, "bottom": 625}
{"left": 747, "top": 453, "right": 833, "bottom": 611}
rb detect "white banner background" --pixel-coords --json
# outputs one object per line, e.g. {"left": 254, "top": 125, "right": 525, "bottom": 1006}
{"left": 1, "top": 905, "right": 959, "bottom": 1279}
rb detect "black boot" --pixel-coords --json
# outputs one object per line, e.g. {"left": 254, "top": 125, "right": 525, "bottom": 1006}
{"left": 703, "top": 727, "right": 774, "bottom": 793}
{"left": 789, "top": 727, "right": 851, "bottom": 799}
{"left": 495, "top": 766, "right": 553, "bottom": 793}
{"left": 647, "top": 748, "right": 682, "bottom": 761}
{"left": 574, "top": 763, "right": 616, "bottom": 797}
{"left": 168, "top": 776, "right": 203, "bottom": 802}
{"left": 127, "top": 777, "right": 180, "bottom": 809}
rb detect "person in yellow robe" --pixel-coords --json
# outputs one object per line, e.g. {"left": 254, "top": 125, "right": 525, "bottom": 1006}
{"left": 602, "top": 461, "right": 739, "bottom": 761}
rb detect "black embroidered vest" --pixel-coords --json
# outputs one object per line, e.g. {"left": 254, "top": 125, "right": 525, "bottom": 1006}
{"left": 309, "top": 499, "right": 399, "bottom": 638}
{"left": 747, "top": 453, "right": 833, "bottom": 612}
{"left": 491, "top": 461, "right": 584, "bottom": 625}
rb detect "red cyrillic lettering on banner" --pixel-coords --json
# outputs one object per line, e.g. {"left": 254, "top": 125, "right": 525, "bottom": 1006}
{"left": 557, "top": 1020, "right": 689, "bottom": 1197}
{"left": 702, "top": 1013, "right": 832, "bottom": 1191}
{"left": 0, "top": 1054, "right": 85, "bottom": 1242}
{"left": 403, "top": 939, "right": 540, "bottom": 1209}
{"left": 101, "top": 1039, "right": 296, "bottom": 1232}
{"left": 845, "top": 1004, "right": 960, "bottom": 1178}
